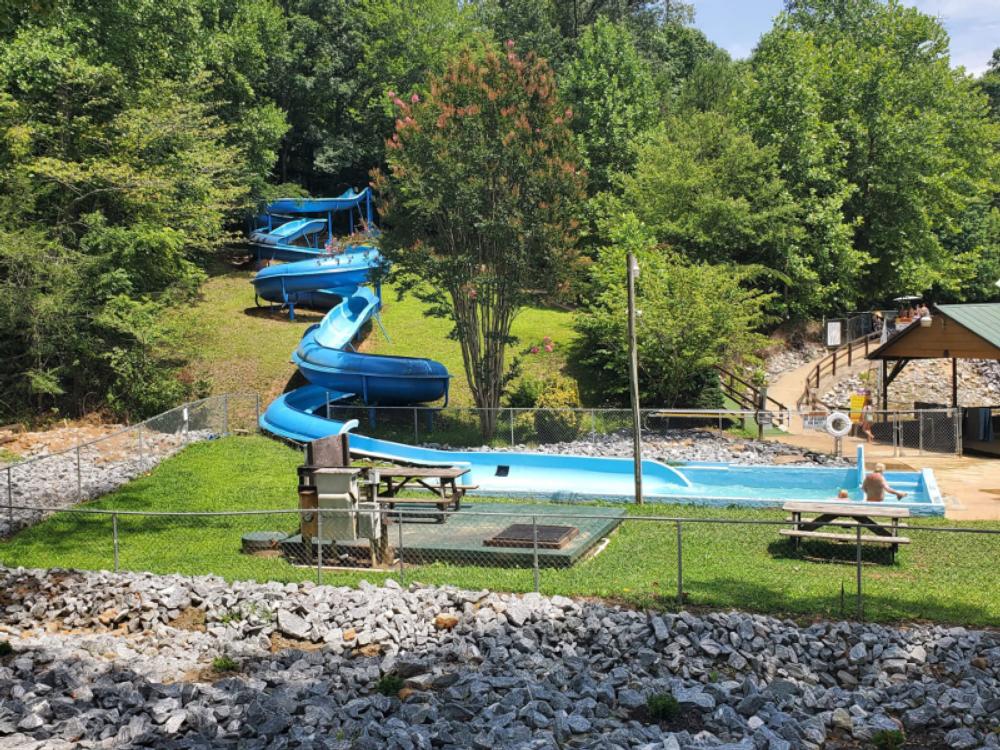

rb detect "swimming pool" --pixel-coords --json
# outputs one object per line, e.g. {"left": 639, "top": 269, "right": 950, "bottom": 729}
{"left": 452, "top": 459, "right": 943, "bottom": 516}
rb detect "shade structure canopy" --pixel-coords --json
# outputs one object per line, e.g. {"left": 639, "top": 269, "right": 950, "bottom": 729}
{"left": 867, "top": 303, "right": 1000, "bottom": 408}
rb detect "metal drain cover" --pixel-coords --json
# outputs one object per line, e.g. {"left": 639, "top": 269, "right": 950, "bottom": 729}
{"left": 484, "top": 524, "right": 579, "bottom": 549}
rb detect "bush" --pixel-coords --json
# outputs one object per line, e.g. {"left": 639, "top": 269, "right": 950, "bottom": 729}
{"left": 870, "top": 729, "right": 906, "bottom": 750}
{"left": 646, "top": 692, "right": 680, "bottom": 722}
{"left": 533, "top": 374, "right": 585, "bottom": 441}
{"left": 211, "top": 655, "right": 238, "bottom": 672}
{"left": 0, "top": 641, "right": 11, "bottom": 657}
{"left": 375, "top": 674, "right": 405, "bottom": 696}
{"left": 505, "top": 376, "right": 545, "bottom": 408}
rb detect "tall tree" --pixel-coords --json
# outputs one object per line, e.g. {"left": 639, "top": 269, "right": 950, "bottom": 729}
{"left": 374, "top": 41, "right": 585, "bottom": 435}
{"left": 560, "top": 18, "right": 658, "bottom": 194}
{"left": 750, "top": 0, "right": 1000, "bottom": 303}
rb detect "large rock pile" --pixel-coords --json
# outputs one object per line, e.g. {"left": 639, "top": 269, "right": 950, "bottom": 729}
{"left": 0, "top": 567, "right": 995, "bottom": 749}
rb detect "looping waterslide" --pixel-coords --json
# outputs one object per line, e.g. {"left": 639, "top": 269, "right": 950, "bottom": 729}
{"left": 253, "top": 244, "right": 694, "bottom": 499}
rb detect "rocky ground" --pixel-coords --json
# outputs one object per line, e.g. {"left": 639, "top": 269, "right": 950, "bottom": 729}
{"left": 0, "top": 568, "right": 994, "bottom": 749}
{"left": 764, "top": 343, "right": 825, "bottom": 380}
{"left": 822, "top": 359, "right": 1000, "bottom": 409}
{"left": 447, "top": 430, "right": 848, "bottom": 467}
{"left": 0, "top": 431, "right": 214, "bottom": 538}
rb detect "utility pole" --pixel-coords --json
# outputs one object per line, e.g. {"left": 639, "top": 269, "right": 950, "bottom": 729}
{"left": 627, "top": 252, "right": 643, "bottom": 504}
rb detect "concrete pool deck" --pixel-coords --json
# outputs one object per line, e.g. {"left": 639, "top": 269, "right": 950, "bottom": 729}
{"left": 768, "top": 427, "right": 1000, "bottom": 521}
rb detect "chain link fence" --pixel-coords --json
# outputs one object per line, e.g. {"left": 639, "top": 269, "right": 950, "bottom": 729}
{"left": 1, "top": 393, "right": 260, "bottom": 536}
{"left": 1, "top": 505, "right": 997, "bottom": 625}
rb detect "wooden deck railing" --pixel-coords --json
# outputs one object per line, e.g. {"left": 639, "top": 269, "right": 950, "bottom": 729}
{"left": 799, "top": 331, "right": 881, "bottom": 406}
{"left": 715, "top": 366, "right": 790, "bottom": 429}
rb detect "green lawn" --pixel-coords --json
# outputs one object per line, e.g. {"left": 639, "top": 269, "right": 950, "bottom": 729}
{"left": 174, "top": 256, "right": 581, "bottom": 406}
{"left": 3, "top": 436, "right": 997, "bottom": 626}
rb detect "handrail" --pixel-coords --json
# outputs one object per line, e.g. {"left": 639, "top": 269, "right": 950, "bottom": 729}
{"left": 799, "top": 331, "right": 881, "bottom": 407}
{"left": 715, "top": 365, "right": 790, "bottom": 413}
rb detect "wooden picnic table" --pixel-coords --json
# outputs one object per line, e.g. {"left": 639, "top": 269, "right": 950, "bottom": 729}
{"left": 366, "top": 466, "right": 475, "bottom": 523}
{"left": 781, "top": 502, "right": 911, "bottom": 561}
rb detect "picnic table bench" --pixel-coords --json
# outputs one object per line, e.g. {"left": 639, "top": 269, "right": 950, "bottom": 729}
{"left": 781, "top": 502, "right": 911, "bottom": 561}
{"left": 367, "top": 466, "right": 477, "bottom": 523}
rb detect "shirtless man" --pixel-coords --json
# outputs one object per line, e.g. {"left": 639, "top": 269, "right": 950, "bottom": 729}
{"left": 862, "top": 463, "right": 907, "bottom": 502}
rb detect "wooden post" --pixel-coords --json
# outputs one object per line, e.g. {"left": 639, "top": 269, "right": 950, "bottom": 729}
{"left": 952, "top": 358, "right": 958, "bottom": 408}
{"left": 881, "top": 360, "right": 888, "bottom": 410}
{"left": 626, "top": 253, "right": 642, "bottom": 505}
{"left": 832, "top": 348, "right": 837, "bottom": 376}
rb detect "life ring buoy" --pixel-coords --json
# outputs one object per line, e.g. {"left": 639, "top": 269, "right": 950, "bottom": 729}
{"left": 826, "top": 411, "right": 852, "bottom": 437}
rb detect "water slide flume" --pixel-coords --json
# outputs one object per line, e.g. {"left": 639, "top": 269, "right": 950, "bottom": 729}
{"left": 251, "top": 250, "right": 382, "bottom": 317}
{"left": 250, "top": 189, "right": 375, "bottom": 262}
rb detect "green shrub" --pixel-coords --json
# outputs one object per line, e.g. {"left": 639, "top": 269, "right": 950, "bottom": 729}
{"left": 211, "top": 655, "right": 238, "bottom": 672}
{"left": 646, "top": 692, "right": 680, "bottom": 722}
{"left": 0, "top": 641, "right": 12, "bottom": 657}
{"left": 870, "top": 729, "right": 905, "bottom": 750}
{"left": 505, "top": 376, "right": 545, "bottom": 408}
{"left": 375, "top": 674, "right": 405, "bottom": 696}
{"left": 533, "top": 374, "right": 585, "bottom": 441}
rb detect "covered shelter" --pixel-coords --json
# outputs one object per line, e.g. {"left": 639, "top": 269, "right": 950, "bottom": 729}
{"left": 867, "top": 303, "right": 1000, "bottom": 409}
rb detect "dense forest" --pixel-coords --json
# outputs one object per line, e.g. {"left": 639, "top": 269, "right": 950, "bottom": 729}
{"left": 1, "top": 0, "right": 998, "bottom": 419}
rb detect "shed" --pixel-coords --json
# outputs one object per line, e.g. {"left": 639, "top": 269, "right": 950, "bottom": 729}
{"left": 867, "top": 303, "right": 1000, "bottom": 408}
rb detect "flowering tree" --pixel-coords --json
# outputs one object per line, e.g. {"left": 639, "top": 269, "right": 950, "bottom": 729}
{"left": 373, "top": 40, "right": 585, "bottom": 436}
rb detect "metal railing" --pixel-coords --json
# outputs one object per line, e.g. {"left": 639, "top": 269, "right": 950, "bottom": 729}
{"left": 0, "top": 504, "right": 996, "bottom": 625}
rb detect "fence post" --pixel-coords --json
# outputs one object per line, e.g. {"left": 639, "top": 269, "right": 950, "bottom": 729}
{"left": 223, "top": 393, "right": 229, "bottom": 436}
{"left": 954, "top": 408, "right": 962, "bottom": 456}
{"left": 590, "top": 410, "right": 597, "bottom": 446}
{"left": 511, "top": 408, "right": 516, "bottom": 446}
{"left": 532, "top": 515, "right": 540, "bottom": 593}
{"left": 397, "top": 510, "right": 405, "bottom": 583}
{"left": 831, "top": 349, "right": 837, "bottom": 377}
{"left": 855, "top": 524, "right": 863, "bottom": 620}
{"left": 918, "top": 411, "right": 924, "bottom": 456}
{"left": 316, "top": 511, "right": 323, "bottom": 585}
{"left": 255, "top": 393, "right": 261, "bottom": 428}
{"left": 112, "top": 513, "right": 120, "bottom": 573}
{"left": 76, "top": 442, "right": 82, "bottom": 501}
{"left": 138, "top": 424, "right": 145, "bottom": 470}
{"left": 325, "top": 391, "right": 330, "bottom": 421}
{"left": 413, "top": 407, "right": 419, "bottom": 444}
{"left": 676, "top": 520, "right": 683, "bottom": 605}
{"left": 6, "top": 467, "right": 12, "bottom": 530}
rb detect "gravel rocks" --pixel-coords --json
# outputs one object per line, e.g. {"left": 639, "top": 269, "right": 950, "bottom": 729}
{"left": 0, "top": 431, "right": 215, "bottom": 538}
{"left": 765, "top": 343, "right": 824, "bottom": 379}
{"left": 823, "top": 358, "right": 1000, "bottom": 408}
{"left": 445, "top": 430, "right": 848, "bottom": 467}
{"left": 0, "top": 567, "right": 996, "bottom": 749}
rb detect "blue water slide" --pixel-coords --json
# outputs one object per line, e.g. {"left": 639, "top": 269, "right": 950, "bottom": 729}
{"left": 251, "top": 250, "right": 383, "bottom": 315}
{"left": 261, "top": 386, "right": 692, "bottom": 499}
{"left": 250, "top": 218, "right": 327, "bottom": 246}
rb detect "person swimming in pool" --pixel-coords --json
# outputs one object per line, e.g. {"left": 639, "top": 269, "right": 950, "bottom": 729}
{"left": 862, "top": 463, "right": 907, "bottom": 502}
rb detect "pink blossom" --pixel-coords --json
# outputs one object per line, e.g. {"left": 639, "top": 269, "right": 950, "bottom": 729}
{"left": 544, "top": 343, "right": 554, "bottom": 353}
{"left": 542, "top": 336, "right": 551, "bottom": 344}
{"left": 530, "top": 346, "right": 540, "bottom": 354}
{"left": 506, "top": 39, "right": 515, "bottom": 49}
{"left": 411, "top": 93, "right": 420, "bottom": 103}
{"left": 392, "top": 97, "right": 404, "bottom": 108}
{"left": 387, "top": 90, "right": 396, "bottom": 99}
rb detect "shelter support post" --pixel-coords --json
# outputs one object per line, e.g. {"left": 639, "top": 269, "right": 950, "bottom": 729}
{"left": 952, "top": 358, "right": 958, "bottom": 408}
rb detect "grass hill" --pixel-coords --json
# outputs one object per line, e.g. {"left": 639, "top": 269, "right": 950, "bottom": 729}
{"left": 174, "top": 256, "right": 582, "bottom": 407}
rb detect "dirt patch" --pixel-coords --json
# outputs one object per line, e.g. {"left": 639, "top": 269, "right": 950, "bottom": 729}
{"left": 169, "top": 608, "right": 207, "bottom": 632}
{"left": 628, "top": 703, "right": 704, "bottom": 734}
{"left": 269, "top": 632, "right": 323, "bottom": 653}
